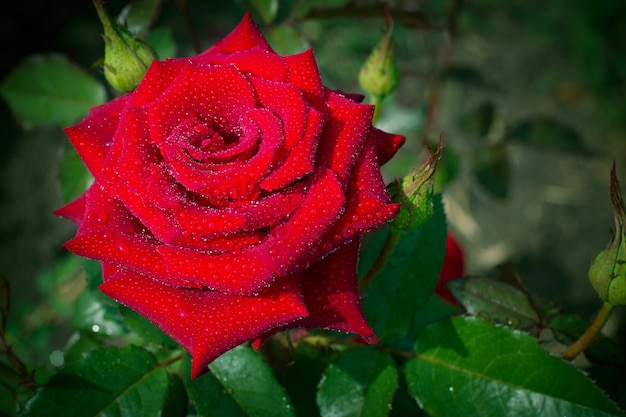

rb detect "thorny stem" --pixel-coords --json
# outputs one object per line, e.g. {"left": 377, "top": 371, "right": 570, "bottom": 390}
{"left": 562, "top": 302, "right": 615, "bottom": 361}
{"left": 359, "top": 230, "right": 401, "bottom": 292}
{"left": 174, "top": 0, "right": 202, "bottom": 53}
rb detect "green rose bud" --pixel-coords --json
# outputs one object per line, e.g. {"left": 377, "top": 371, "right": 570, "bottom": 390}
{"left": 358, "top": 20, "right": 399, "bottom": 99}
{"left": 390, "top": 141, "right": 440, "bottom": 231}
{"left": 94, "top": 0, "right": 157, "bottom": 92}
{"left": 589, "top": 163, "right": 626, "bottom": 306}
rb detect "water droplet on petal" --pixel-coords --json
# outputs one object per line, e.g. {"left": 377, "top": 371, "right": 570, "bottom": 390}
{"left": 115, "top": 238, "right": 129, "bottom": 253}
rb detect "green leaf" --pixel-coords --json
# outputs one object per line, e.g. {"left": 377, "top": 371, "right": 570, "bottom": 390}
{"left": 267, "top": 25, "right": 309, "bottom": 56}
{"left": 117, "top": 0, "right": 164, "bottom": 37}
{"left": 118, "top": 305, "right": 178, "bottom": 349}
{"left": 360, "top": 194, "right": 447, "bottom": 342}
{"left": 181, "top": 358, "right": 247, "bottom": 417}
{"left": 21, "top": 346, "right": 170, "bottom": 417}
{"left": 473, "top": 143, "right": 510, "bottom": 199}
{"left": 161, "top": 374, "right": 187, "bottom": 417}
{"left": 506, "top": 117, "right": 591, "bottom": 155}
{"left": 71, "top": 283, "right": 127, "bottom": 338}
{"left": 447, "top": 276, "right": 540, "bottom": 328}
{"left": 147, "top": 27, "right": 177, "bottom": 59}
{"left": 183, "top": 345, "right": 296, "bottom": 417}
{"left": 59, "top": 144, "right": 92, "bottom": 203}
{"left": 282, "top": 343, "right": 337, "bottom": 417}
{"left": 406, "top": 316, "right": 625, "bottom": 417}
{"left": 317, "top": 348, "right": 398, "bottom": 417}
{"left": 0, "top": 54, "right": 106, "bottom": 128}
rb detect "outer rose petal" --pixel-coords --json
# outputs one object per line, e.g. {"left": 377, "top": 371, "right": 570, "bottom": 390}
{"left": 100, "top": 267, "right": 309, "bottom": 378}
{"left": 197, "top": 12, "right": 272, "bottom": 55}
{"left": 252, "top": 241, "right": 378, "bottom": 346}
{"left": 283, "top": 49, "right": 326, "bottom": 110}
{"left": 317, "top": 91, "right": 374, "bottom": 186}
{"left": 54, "top": 193, "right": 86, "bottom": 225}
{"left": 65, "top": 95, "right": 129, "bottom": 176}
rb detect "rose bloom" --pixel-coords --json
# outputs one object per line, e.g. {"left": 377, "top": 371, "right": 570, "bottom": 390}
{"left": 56, "top": 13, "right": 404, "bottom": 378}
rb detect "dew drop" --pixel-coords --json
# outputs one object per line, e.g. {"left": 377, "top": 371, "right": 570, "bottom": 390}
{"left": 351, "top": 213, "right": 360, "bottom": 222}
{"left": 95, "top": 210, "right": 108, "bottom": 223}
{"left": 327, "top": 100, "right": 336, "bottom": 111}
{"left": 268, "top": 247, "right": 277, "bottom": 255}
{"left": 115, "top": 238, "right": 129, "bottom": 253}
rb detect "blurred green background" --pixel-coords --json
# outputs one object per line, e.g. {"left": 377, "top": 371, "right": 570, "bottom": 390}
{"left": 0, "top": 0, "right": 625, "bottom": 368}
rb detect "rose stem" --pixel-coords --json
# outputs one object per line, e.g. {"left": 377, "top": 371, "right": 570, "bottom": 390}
{"left": 561, "top": 302, "right": 614, "bottom": 361}
{"left": 359, "top": 230, "right": 401, "bottom": 292}
{"left": 174, "top": 0, "right": 202, "bottom": 53}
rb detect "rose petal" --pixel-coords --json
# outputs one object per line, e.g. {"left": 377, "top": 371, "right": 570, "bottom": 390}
{"left": 197, "top": 12, "right": 273, "bottom": 55}
{"left": 63, "top": 182, "right": 198, "bottom": 288}
{"left": 297, "top": 241, "right": 378, "bottom": 343}
{"left": 317, "top": 91, "right": 374, "bottom": 186}
{"left": 54, "top": 192, "right": 86, "bottom": 225}
{"left": 149, "top": 63, "right": 257, "bottom": 145}
{"left": 127, "top": 59, "right": 186, "bottom": 109}
{"left": 159, "top": 108, "right": 283, "bottom": 203}
{"left": 99, "top": 267, "right": 309, "bottom": 378}
{"left": 283, "top": 49, "right": 326, "bottom": 110}
{"left": 65, "top": 95, "right": 129, "bottom": 175}
{"left": 252, "top": 241, "right": 378, "bottom": 346}
{"left": 171, "top": 181, "right": 306, "bottom": 238}
{"left": 324, "top": 144, "right": 400, "bottom": 245}
{"left": 194, "top": 47, "right": 289, "bottom": 82}
{"left": 158, "top": 168, "right": 345, "bottom": 292}
{"left": 371, "top": 127, "right": 405, "bottom": 166}
{"left": 100, "top": 108, "right": 184, "bottom": 243}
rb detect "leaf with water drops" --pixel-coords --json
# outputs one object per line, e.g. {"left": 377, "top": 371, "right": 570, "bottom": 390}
{"left": 447, "top": 275, "right": 540, "bottom": 328}
{"left": 21, "top": 346, "right": 169, "bottom": 417}
{"left": 406, "top": 316, "right": 625, "bottom": 417}
{"left": 317, "top": 347, "right": 398, "bottom": 417}
{"left": 182, "top": 345, "right": 296, "bottom": 417}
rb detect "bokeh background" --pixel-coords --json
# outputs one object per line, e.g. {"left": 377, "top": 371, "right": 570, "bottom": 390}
{"left": 1, "top": 0, "right": 625, "bottom": 366}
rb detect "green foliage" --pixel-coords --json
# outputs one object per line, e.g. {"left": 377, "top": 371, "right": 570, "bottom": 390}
{"left": 406, "top": 316, "right": 625, "bottom": 417}
{"left": 182, "top": 345, "right": 296, "bottom": 417}
{"left": 21, "top": 346, "right": 170, "bottom": 417}
{"left": 360, "top": 194, "right": 447, "bottom": 342}
{"left": 317, "top": 348, "right": 397, "bottom": 417}
{"left": 0, "top": 54, "right": 106, "bottom": 128}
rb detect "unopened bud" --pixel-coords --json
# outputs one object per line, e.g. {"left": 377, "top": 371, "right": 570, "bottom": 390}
{"left": 589, "top": 163, "right": 626, "bottom": 306}
{"left": 390, "top": 140, "right": 441, "bottom": 231}
{"left": 94, "top": 0, "right": 156, "bottom": 92}
{"left": 358, "top": 20, "right": 399, "bottom": 99}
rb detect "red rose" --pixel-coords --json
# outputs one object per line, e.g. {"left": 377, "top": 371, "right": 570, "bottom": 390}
{"left": 56, "top": 13, "right": 404, "bottom": 377}
{"left": 435, "top": 232, "right": 465, "bottom": 305}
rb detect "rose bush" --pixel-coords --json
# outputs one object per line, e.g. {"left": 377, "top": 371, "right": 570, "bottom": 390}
{"left": 56, "top": 13, "right": 404, "bottom": 377}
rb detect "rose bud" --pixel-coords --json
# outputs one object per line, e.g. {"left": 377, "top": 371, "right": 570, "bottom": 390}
{"left": 589, "top": 163, "right": 626, "bottom": 306}
{"left": 94, "top": 0, "right": 157, "bottom": 92}
{"left": 435, "top": 232, "right": 466, "bottom": 305}
{"left": 56, "top": 13, "right": 404, "bottom": 378}
{"left": 358, "top": 21, "right": 399, "bottom": 100}
{"left": 390, "top": 141, "right": 439, "bottom": 231}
